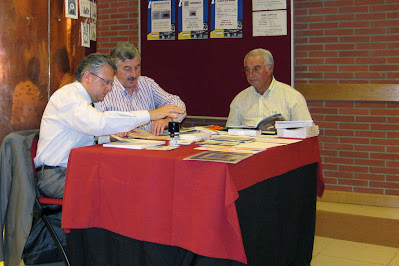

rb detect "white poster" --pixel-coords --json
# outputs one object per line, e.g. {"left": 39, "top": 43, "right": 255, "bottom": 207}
{"left": 65, "top": 0, "right": 78, "bottom": 19}
{"left": 253, "top": 10, "right": 287, "bottom": 36}
{"left": 152, "top": 0, "right": 172, "bottom": 33}
{"left": 81, "top": 22, "right": 90, "bottom": 47}
{"left": 90, "top": 20, "right": 97, "bottom": 41}
{"left": 182, "top": 0, "right": 204, "bottom": 32}
{"left": 91, "top": 1, "right": 97, "bottom": 20}
{"left": 215, "top": 0, "right": 238, "bottom": 30}
{"left": 253, "top": 0, "right": 286, "bottom": 11}
{"left": 79, "top": 0, "right": 91, "bottom": 18}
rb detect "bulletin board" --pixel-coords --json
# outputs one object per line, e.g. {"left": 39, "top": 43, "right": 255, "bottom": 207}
{"left": 140, "top": 0, "right": 292, "bottom": 117}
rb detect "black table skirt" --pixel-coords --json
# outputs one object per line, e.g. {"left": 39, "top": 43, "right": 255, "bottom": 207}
{"left": 66, "top": 163, "right": 317, "bottom": 266}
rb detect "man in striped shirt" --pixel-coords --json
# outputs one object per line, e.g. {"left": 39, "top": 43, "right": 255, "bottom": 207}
{"left": 226, "top": 49, "right": 311, "bottom": 127}
{"left": 101, "top": 42, "right": 187, "bottom": 135}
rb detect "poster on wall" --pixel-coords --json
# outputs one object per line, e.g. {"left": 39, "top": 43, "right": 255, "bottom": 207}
{"left": 91, "top": 0, "right": 97, "bottom": 20}
{"left": 90, "top": 20, "right": 97, "bottom": 41}
{"left": 81, "top": 21, "right": 90, "bottom": 47}
{"left": 253, "top": 10, "right": 287, "bottom": 36}
{"left": 252, "top": 0, "right": 286, "bottom": 11}
{"left": 210, "top": 0, "right": 242, "bottom": 39}
{"left": 178, "top": 0, "right": 208, "bottom": 40}
{"left": 65, "top": 0, "right": 79, "bottom": 19}
{"left": 79, "top": 0, "right": 91, "bottom": 18}
{"left": 147, "top": 0, "right": 175, "bottom": 40}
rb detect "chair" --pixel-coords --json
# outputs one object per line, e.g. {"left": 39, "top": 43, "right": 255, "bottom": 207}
{"left": 0, "top": 130, "right": 70, "bottom": 266}
{"left": 30, "top": 135, "right": 71, "bottom": 266}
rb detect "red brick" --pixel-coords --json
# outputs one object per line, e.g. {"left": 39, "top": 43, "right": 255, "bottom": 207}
{"left": 339, "top": 123, "right": 370, "bottom": 130}
{"left": 339, "top": 50, "right": 369, "bottom": 57}
{"left": 310, "top": 22, "right": 339, "bottom": 29}
{"left": 296, "top": 44, "right": 324, "bottom": 51}
{"left": 320, "top": 150, "right": 338, "bottom": 157}
{"left": 325, "top": 1, "right": 355, "bottom": 7}
{"left": 325, "top": 115, "right": 355, "bottom": 122}
{"left": 354, "top": 173, "right": 386, "bottom": 181}
{"left": 342, "top": 36, "right": 370, "bottom": 43}
{"left": 310, "top": 51, "right": 339, "bottom": 57}
{"left": 355, "top": 159, "right": 385, "bottom": 167}
{"left": 296, "top": 58, "right": 325, "bottom": 64}
{"left": 324, "top": 143, "right": 354, "bottom": 150}
{"left": 354, "top": 187, "right": 384, "bottom": 194}
{"left": 385, "top": 190, "right": 399, "bottom": 196}
{"left": 339, "top": 165, "right": 369, "bottom": 173}
{"left": 371, "top": 152, "right": 399, "bottom": 160}
{"left": 356, "top": 13, "right": 386, "bottom": 20}
{"left": 387, "top": 131, "right": 399, "bottom": 138}
{"left": 295, "top": 2, "right": 324, "bottom": 9}
{"left": 325, "top": 73, "right": 354, "bottom": 79}
{"left": 325, "top": 14, "right": 355, "bottom": 21}
{"left": 356, "top": 57, "right": 386, "bottom": 64}
{"left": 354, "top": 144, "right": 385, "bottom": 152}
{"left": 318, "top": 121, "right": 339, "bottom": 129}
{"left": 355, "top": 102, "right": 387, "bottom": 108}
{"left": 309, "top": 65, "right": 338, "bottom": 71}
{"left": 387, "top": 146, "right": 399, "bottom": 153}
{"left": 341, "top": 137, "right": 370, "bottom": 144}
{"left": 324, "top": 170, "right": 354, "bottom": 179}
{"left": 356, "top": 43, "right": 386, "bottom": 50}
{"left": 323, "top": 163, "right": 339, "bottom": 170}
{"left": 371, "top": 139, "right": 399, "bottom": 146}
{"left": 371, "top": 124, "right": 399, "bottom": 131}
{"left": 340, "top": 21, "right": 370, "bottom": 28}
{"left": 296, "top": 16, "right": 324, "bottom": 23}
{"left": 324, "top": 185, "right": 353, "bottom": 192}
{"left": 355, "top": 73, "right": 386, "bottom": 79}
{"left": 304, "top": 7, "right": 338, "bottom": 14}
{"left": 324, "top": 157, "right": 354, "bottom": 164}
{"left": 323, "top": 178, "right": 339, "bottom": 185}
{"left": 371, "top": 4, "right": 399, "bottom": 12}
{"left": 370, "top": 181, "right": 399, "bottom": 189}
{"left": 325, "top": 43, "right": 355, "bottom": 50}
{"left": 319, "top": 136, "right": 339, "bottom": 143}
{"left": 339, "top": 179, "right": 368, "bottom": 186}
{"left": 388, "top": 117, "right": 399, "bottom": 123}
{"left": 324, "top": 129, "right": 354, "bottom": 136}
{"left": 295, "top": 73, "right": 324, "bottom": 79}
{"left": 387, "top": 175, "right": 399, "bottom": 182}
{"left": 339, "top": 108, "right": 369, "bottom": 115}
{"left": 295, "top": 30, "right": 324, "bottom": 36}
{"left": 340, "top": 65, "right": 369, "bottom": 72}
{"left": 339, "top": 151, "right": 369, "bottom": 158}
{"left": 325, "top": 58, "right": 355, "bottom": 64}
{"left": 339, "top": 6, "right": 369, "bottom": 13}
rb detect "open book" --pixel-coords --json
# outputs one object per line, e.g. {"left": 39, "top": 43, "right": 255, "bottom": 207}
{"left": 228, "top": 113, "right": 284, "bottom": 131}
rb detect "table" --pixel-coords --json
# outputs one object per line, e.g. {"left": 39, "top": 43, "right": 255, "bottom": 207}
{"left": 62, "top": 137, "right": 323, "bottom": 265}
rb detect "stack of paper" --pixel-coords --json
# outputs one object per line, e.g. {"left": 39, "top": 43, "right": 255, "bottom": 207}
{"left": 277, "top": 125, "right": 319, "bottom": 139}
{"left": 103, "top": 139, "right": 165, "bottom": 149}
{"left": 275, "top": 120, "right": 314, "bottom": 129}
{"left": 179, "top": 132, "right": 212, "bottom": 141}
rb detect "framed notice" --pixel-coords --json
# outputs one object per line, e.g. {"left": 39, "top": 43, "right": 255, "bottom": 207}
{"left": 147, "top": 0, "right": 176, "bottom": 40}
{"left": 210, "top": 0, "right": 243, "bottom": 39}
{"left": 178, "top": 0, "right": 208, "bottom": 40}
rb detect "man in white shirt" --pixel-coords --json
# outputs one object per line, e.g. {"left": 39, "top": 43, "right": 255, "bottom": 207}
{"left": 34, "top": 53, "right": 185, "bottom": 198}
{"left": 101, "top": 42, "right": 186, "bottom": 135}
{"left": 226, "top": 49, "right": 311, "bottom": 127}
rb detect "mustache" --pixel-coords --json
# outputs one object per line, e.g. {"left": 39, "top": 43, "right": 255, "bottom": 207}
{"left": 128, "top": 77, "right": 137, "bottom": 81}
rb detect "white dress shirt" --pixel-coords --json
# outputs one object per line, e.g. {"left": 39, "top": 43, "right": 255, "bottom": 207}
{"left": 226, "top": 78, "right": 312, "bottom": 127}
{"left": 101, "top": 76, "right": 186, "bottom": 132}
{"left": 34, "top": 81, "right": 150, "bottom": 168}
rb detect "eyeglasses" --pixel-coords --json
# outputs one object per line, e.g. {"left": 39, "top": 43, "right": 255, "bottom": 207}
{"left": 90, "top": 72, "right": 114, "bottom": 87}
{"left": 242, "top": 65, "right": 265, "bottom": 75}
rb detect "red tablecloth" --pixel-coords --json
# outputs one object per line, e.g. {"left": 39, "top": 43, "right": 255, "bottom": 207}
{"left": 62, "top": 137, "right": 323, "bottom": 264}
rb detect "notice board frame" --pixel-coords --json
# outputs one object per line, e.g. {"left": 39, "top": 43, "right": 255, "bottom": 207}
{"left": 140, "top": 0, "right": 293, "bottom": 118}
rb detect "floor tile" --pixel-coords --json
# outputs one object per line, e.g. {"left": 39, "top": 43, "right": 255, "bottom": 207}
{"left": 321, "top": 239, "right": 398, "bottom": 265}
{"left": 313, "top": 236, "right": 335, "bottom": 256}
{"left": 388, "top": 250, "right": 399, "bottom": 266}
{"left": 311, "top": 253, "right": 384, "bottom": 266}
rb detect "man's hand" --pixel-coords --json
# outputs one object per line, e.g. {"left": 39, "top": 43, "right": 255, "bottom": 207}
{"left": 148, "top": 105, "right": 185, "bottom": 121}
{"left": 151, "top": 118, "right": 172, "bottom": 135}
{"left": 110, "top": 131, "right": 129, "bottom": 142}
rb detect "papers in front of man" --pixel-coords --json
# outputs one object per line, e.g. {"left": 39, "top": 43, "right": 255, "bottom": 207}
{"left": 228, "top": 113, "right": 284, "bottom": 131}
{"left": 275, "top": 120, "right": 314, "bottom": 129}
{"left": 103, "top": 139, "right": 165, "bottom": 149}
{"left": 127, "top": 130, "right": 170, "bottom": 140}
{"left": 183, "top": 151, "right": 253, "bottom": 164}
{"left": 277, "top": 125, "right": 319, "bottom": 139}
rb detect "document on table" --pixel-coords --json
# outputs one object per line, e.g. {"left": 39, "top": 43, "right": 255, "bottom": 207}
{"left": 184, "top": 151, "right": 253, "bottom": 164}
{"left": 104, "top": 139, "right": 165, "bottom": 149}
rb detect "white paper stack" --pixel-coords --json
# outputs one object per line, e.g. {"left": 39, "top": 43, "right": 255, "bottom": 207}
{"left": 277, "top": 125, "right": 319, "bottom": 139}
{"left": 179, "top": 132, "right": 212, "bottom": 141}
{"left": 103, "top": 139, "right": 165, "bottom": 149}
{"left": 275, "top": 120, "right": 314, "bottom": 129}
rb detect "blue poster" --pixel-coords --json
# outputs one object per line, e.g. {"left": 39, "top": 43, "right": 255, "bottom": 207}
{"left": 210, "top": 0, "right": 242, "bottom": 38}
{"left": 178, "top": 0, "right": 208, "bottom": 40}
{"left": 147, "top": 0, "right": 176, "bottom": 40}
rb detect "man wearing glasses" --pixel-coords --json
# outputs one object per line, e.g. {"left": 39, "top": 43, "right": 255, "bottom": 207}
{"left": 226, "top": 48, "right": 311, "bottom": 127}
{"left": 101, "top": 42, "right": 187, "bottom": 136}
{"left": 34, "top": 53, "right": 185, "bottom": 198}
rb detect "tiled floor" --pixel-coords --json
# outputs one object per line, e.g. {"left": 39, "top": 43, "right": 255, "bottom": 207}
{"left": 313, "top": 201, "right": 399, "bottom": 265}
{"left": 312, "top": 236, "right": 399, "bottom": 265}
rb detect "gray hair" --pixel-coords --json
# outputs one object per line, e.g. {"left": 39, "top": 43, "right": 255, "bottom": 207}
{"left": 244, "top": 48, "right": 274, "bottom": 66}
{"left": 75, "top": 53, "right": 117, "bottom": 82}
{"left": 110, "top": 42, "right": 140, "bottom": 67}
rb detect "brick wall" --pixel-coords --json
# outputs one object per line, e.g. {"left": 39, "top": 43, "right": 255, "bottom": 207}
{"left": 295, "top": 1, "right": 399, "bottom": 195}
{"left": 96, "top": 0, "right": 139, "bottom": 54}
{"left": 97, "top": 1, "right": 399, "bottom": 196}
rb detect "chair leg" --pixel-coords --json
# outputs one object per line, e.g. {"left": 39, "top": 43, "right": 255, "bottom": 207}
{"left": 35, "top": 198, "right": 71, "bottom": 266}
